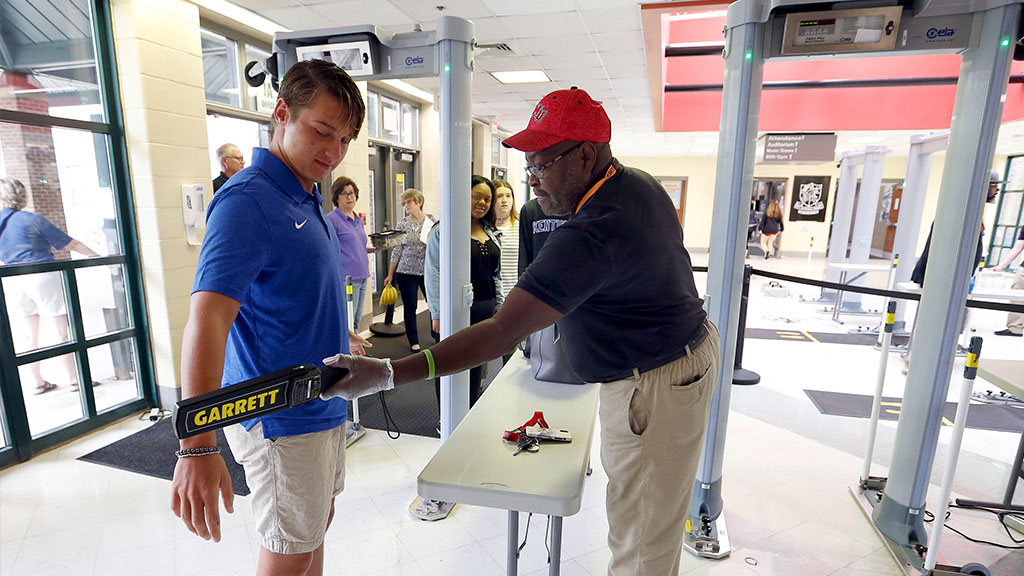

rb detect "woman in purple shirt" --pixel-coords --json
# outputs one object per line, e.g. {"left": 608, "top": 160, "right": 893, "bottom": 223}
{"left": 327, "top": 176, "right": 374, "bottom": 331}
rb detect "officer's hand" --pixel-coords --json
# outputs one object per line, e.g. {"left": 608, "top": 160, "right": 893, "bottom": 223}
{"left": 320, "top": 354, "right": 394, "bottom": 400}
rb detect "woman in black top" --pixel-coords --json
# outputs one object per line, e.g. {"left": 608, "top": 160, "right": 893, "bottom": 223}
{"left": 425, "top": 175, "right": 503, "bottom": 407}
{"left": 759, "top": 200, "right": 784, "bottom": 259}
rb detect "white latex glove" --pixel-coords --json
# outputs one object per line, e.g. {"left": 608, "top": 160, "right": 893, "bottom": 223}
{"left": 320, "top": 353, "right": 394, "bottom": 401}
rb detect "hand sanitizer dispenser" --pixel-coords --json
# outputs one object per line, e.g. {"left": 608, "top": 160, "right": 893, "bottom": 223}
{"left": 182, "top": 184, "right": 206, "bottom": 245}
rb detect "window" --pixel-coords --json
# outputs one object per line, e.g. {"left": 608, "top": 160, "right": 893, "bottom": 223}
{"left": 201, "top": 29, "right": 240, "bottom": 107}
{"left": 989, "top": 157, "right": 1023, "bottom": 269}
{"left": 367, "top": 89, "right": 420, "bottom": 148}
{"left": 0, "top": 0, "right": 151, "bottom": 462}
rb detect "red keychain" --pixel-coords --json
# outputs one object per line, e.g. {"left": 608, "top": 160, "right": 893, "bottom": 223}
{"left": 502, "top": 411, "right": 549, "bottom": 443}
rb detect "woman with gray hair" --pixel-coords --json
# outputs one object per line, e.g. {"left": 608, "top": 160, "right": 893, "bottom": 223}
{"left": 0, "top": 177, "right": 98, "bottom": 394}
{"left": 384, "top": 188, "right": 433, "bottom": 351}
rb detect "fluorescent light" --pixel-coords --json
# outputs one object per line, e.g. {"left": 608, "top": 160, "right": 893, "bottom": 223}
{"left": 490, "top": 70, "right": 551, "bottom": 84}
{"left": 190, "top": 0, "right": 289, "bottom": 36}
{"left": 848, "top": 136, "right": 886, "bottom": 144}
{"left": 380, "top": 79, "right": 434, "bottom": 104}
{"left": 667, "top": 10, "right": 728, "bottom": 22}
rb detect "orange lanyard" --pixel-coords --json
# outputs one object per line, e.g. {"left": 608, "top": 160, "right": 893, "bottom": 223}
{"left": 574, "top": 163, "right": 617, "bottom": 214}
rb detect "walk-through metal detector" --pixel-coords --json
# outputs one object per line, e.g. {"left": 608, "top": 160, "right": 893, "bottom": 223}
{"left": 819, "top": 146, "right": 889, "bottom": 311}
{"left": 891, "top": 131, "right": 949, "bottom": 332}
{"left": 263, "top": 17, "right": 475, "bottom": 442}
{"left": 693, "top": 2, "right": 1020, "bottom": 573}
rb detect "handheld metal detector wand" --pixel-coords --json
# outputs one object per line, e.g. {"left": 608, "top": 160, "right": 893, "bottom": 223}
{"left": 174, "top": 364, "right": 349, "bottom": 439}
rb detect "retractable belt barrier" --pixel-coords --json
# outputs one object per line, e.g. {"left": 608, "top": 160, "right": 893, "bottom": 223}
{"left": 690, "top": 265, "right": 1024, "bottom": 314}
{"left": 174, "top": 365, "right": 349, "bottom": 439}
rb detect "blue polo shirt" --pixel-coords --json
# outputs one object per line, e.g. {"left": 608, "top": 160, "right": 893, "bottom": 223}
{"left": 0, "top": 209, "right": 73, "bottom": 264}
{"left": 193, "top": 148, "right": 349, "bottom": 438}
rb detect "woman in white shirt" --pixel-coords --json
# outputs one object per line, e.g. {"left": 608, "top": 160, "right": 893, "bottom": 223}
{"left": 490, "top": 179, "right": 519, "bottom": 301}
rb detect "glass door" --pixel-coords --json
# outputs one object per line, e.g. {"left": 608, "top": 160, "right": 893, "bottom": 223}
{"left": 0, "top": 0, "right": 153, "bottom": 466}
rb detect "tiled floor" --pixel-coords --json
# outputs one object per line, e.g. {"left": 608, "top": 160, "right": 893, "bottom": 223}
{"left": 1, "top": 253, "right": 1022, "bottom": 575}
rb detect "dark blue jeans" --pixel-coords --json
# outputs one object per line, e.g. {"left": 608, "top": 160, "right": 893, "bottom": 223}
{"left": 394, "top": 272, "right": 426, "bottom": 347}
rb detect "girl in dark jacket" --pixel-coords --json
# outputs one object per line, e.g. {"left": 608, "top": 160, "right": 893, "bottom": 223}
{"left": 759, "top": 200, "right": 784, "bottom": 259}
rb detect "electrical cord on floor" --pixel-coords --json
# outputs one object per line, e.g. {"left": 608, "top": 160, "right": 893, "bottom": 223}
{"left": 923, "top": 505, "right": 1024, "bottom": 550}
{"left": 138, "top": 408, "right": 171, "bottom": 422}
{"left": 544, "top": 515, "right": 551, "bottom": 564}
{"left": 517, "top": 512, "right": 534, "bottom": 559}
{"left": 377, "top": 390, "right": 401, "bottom": 440}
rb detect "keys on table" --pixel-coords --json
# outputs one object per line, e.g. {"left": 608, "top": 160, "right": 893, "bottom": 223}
{"left": 513, "top": 436, "right": 540, "bottom": 456}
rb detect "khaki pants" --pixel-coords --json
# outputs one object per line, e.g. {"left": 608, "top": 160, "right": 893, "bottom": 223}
{"left": 599, "top": 321, "right": 721, "bottom": 576}
{"left": 1008, "top": 264, "right": 1024, "bottom": 334}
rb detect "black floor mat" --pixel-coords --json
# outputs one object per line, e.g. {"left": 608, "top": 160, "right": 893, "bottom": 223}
{"left": 804, "top": 389, "right": 1024, "bottom": 433}
{"left": 78, "top": 418, "right": 250, "bottom": 496}
{"left": 354, "top": 310, "right": 502, "bottom": 439}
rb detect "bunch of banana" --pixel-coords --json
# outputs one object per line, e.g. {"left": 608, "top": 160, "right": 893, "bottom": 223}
{"left": 379, "top": 283, "right": 398, "bottom": 307}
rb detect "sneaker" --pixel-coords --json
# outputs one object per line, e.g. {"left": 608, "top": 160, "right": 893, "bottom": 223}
{"left": 411, "top": 344, "right": 421, "bottom": 351}
{"left": 994, "top": 329, "right": 1022, "bottom": 337}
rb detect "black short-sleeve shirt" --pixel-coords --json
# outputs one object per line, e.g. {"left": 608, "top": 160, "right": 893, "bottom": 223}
{"left": 516, "top": 159, "right": 707, "bottom": 382}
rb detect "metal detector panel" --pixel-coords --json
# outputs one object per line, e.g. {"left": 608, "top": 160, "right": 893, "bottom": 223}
{"left": 296, "top": 39, "right": 376, "bottom": 77}
{"left": 781, "top": 6, "right": 902, "bottom": 55}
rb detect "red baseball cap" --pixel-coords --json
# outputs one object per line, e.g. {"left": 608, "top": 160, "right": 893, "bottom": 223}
{"left": 502, "top": 87, "right": 611, "bottom": 152}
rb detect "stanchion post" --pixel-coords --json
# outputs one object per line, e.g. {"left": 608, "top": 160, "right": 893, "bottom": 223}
{"left": 923, "top": 337, "right": 983, "bottom": 573}
{"left": 862, "top": 300, "right": 898, "bottom": 485}
{"left": 345, "top": 275, "right": 361, "bottom": 427}
{"left": 878, "top": 255, "right": 899, "bottom": 346}
{"left": 733, "top": 264, "right": 760, "bottom": 386}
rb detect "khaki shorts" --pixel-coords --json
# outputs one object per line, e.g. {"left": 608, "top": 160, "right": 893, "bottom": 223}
{"left": 6, "top": 272, "right": 67, "bottom": 318}
{"left": 224, "top": 421, "right": 347, "bottom": 554}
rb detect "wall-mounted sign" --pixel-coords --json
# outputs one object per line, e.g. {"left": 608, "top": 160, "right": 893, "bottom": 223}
{"left": 789, "top": 176, "right": 831, "bottom": 222}
{"left": 757, "top": 133, "right": 837, "bottom": 164}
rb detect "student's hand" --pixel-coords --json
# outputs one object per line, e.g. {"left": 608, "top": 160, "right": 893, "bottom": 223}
{"left": 349, "top": 331, "right": 371, "bottom": 356}
{"left": 171, "top": 455, "right": 235, "bottom": 542}
{"left": 992, "top": 264, "right": 1007, "bottom": 272}
{"left": 432, "top": 318, "right": 440, "bottom": 333}
{"left": 384, "top": 274, "right": 394, "bottom": 286}
{"left": 320, "top": 354, "right": 394, "bottom": 400}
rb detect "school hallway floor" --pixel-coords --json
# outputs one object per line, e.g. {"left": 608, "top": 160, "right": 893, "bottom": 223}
{"left": 1, "top": 253, "right": 1022, "bottom": 575}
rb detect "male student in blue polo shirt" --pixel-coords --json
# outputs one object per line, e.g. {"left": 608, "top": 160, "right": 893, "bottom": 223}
{"left": 171, "top": 59, "right": 367, "bottom": 576}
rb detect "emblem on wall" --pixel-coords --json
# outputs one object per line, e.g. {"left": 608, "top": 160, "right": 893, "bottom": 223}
{"left": 789, "top": 176, "right": 831, "bottom": 222}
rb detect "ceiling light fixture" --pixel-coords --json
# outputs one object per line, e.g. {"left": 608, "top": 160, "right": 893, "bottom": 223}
{"left": 191, "top": 0, "right": 289, "bottom": 36}
{"left": 490, "top": 70, "right": 551, "bottom": 84}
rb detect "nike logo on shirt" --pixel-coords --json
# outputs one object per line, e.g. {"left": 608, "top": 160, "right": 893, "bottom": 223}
{"left": 295, "top": 219, "right": 308, "bottom": 229}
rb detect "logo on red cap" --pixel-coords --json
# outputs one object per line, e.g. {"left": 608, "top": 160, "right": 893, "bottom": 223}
{"left": 532, "top": 104, "right": 548, "bottom": 124}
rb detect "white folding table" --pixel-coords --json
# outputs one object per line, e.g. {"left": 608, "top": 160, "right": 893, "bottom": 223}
{"left": 417, "top": 352, "right": 600, "bottom": 575}
{"left": 825, "top": 262, "right": 893, "bottom": 322}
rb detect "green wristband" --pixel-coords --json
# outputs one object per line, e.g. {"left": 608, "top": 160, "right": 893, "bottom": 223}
{"left": 422, "top": 349, "right": 435, "bottom": 380}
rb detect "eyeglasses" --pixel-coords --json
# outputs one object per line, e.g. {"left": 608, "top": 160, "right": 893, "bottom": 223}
{"left": 340, "top": 190, "right": 357, "bottom": 197}
{"left": 524, "top": 142, "right": 584, "bottom": 179}
{"left": 225, "top": 156, "right": 244, "bottom": 162}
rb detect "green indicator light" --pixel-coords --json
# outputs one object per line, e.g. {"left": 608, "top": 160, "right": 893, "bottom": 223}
{"left": 745, "top": 51, "right": 753, "bottom": 60}
{"left": 1001, "top": 37, "right": 1011, "bottom": 47}
{"left": 444, "top": 63, "right": 450, "bottom": 72}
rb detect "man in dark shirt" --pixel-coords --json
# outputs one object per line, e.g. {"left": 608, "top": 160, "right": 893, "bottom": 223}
{"left": 323, "top": 87, "right": 720, "bottom": 576}
{"left": 212, "top": 143, "right": 245, "bottom": 192}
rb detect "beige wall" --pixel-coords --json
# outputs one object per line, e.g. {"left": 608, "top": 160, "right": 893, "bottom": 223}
{"left": 618, "top": 152, "right": 1004, "bottom": 259}
{"left": 112, "top": 0, "right": 209, "bottom": 402}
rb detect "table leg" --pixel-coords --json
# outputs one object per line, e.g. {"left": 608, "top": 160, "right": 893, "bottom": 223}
{"left": 955, "top": 427, "right": 1024, "bottom": 513}
{"left": 833, "top": 271, "right": 847, "bottom": 322}
{"left": 548, "top": 516, "right": 563, "bottom": 576}
{"left": 508, "top": 511, "right": 519, "bottom": 576}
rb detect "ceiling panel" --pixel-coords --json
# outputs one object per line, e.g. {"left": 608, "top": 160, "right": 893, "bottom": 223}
{"left": 581, "top": 6, "right": 641, "bottom": 33}
{"left": 387, "top": 0, "right": 494, "bottom": 22}
{"left": 481, "top": 0, "right": 576, "bottom": 17}
{"left": 516, "top": 34, "right": 594, "bottom": 55}
{"left": 590, "top": 31, "right": 644, "bottom": 53}
{"left": 312, "top": 0, "right": 414, "bottom": 26}
{"left": 497, "top": 11, "right": 585, "bottom": 37}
